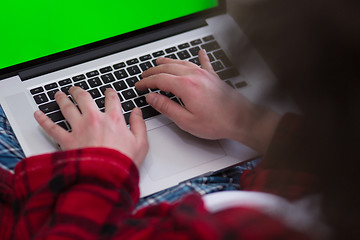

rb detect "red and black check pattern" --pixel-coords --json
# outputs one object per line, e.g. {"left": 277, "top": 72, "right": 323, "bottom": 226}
{"left": 0, "top": 115, "right": 315, "bottom": 239}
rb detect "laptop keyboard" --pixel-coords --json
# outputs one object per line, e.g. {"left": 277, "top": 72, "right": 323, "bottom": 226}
{"left": 30, "top": 35, "right": 240, "bottom": 131}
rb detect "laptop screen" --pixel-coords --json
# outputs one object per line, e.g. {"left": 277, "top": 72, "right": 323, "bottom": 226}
{"left": 0, "top": 0, "right": 219, "bottom": 71}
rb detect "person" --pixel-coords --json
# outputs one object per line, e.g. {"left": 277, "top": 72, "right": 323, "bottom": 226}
{"left": 1, "top": 0, "right": 359, "bottom": 239}
{"left": 0, "top": 49, "right": 326, "bottom": 239}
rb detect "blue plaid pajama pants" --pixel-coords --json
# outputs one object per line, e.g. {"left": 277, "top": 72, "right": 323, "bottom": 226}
{"left": 0, "top": 105, "right": 261, "bottom": 206}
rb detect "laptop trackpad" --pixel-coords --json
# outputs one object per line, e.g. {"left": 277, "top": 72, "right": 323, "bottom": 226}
{"left": 143, "top": 123, "right": 226, "bottom": 180}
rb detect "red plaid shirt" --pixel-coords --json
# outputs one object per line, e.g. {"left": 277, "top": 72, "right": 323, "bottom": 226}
{"left": 0, "top": 115, "right": 317, "bottom": 239}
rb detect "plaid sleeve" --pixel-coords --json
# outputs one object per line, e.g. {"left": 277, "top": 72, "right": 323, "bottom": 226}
{"left": 12, "top": 147, "right": 139, "bottom": 239}
{"left": 240, "top": 114, "right": 319, "bottom": 201}
{"left": 0, "top": 168, "right": 14, "bottom": 239}
{"left": 8, "top": 147, "right": 310, "bottom": 239}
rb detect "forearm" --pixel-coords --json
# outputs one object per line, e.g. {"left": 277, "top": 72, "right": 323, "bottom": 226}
{"left": 227, "top": 99, "right": 281, "bottom": 154}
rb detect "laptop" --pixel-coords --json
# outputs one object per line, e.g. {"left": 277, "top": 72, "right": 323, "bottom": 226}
{"left": 0, "top": 0, "right": 278, "bottom": 196}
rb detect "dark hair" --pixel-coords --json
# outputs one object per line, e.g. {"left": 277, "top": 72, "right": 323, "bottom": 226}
{"left": 231, "top": 0, "right": 360, "bottom": 238}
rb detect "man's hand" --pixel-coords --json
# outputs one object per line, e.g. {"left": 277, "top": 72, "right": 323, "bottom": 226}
{"left": 136, "top": 49, "right": 280, "bottom": 154}
{"left": 34, "top": 87, "right": 148, "bottom": 168}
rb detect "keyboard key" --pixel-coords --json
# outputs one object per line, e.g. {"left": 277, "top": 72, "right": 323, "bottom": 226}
{"left": 235, "top": 81, "right": 248, "bottom": 89}
{"left": 213, "top": 50, "right": 233, "bottom": 67}
{"left": 140, "top": 62, "right": 153, "bottom": 71}
{"left": 189, "top": 57, "right": 200, "bottom": 66}
{"left": 140, "top": 54, "right": 152, "bottom": 61}
{"left": 203, "top": 35, "right": 214, "bottom": 42}
{"left": 74, "top": 81, "right": 89, "bottom": 90}
{"left": 122, "top": 101, "right": 135, "bottom": 112}
{"left": 127, "top": 66, "right": 141, "bottom": 76}
{"left": 95, "top": 97, "right": 105, "bottom": 108}
{"left": 44, "top": 82, "right": 58, "bottom": 90}
{"left": 207, "top": 53, "right": 215, "bottom": 62}
{"left": 113, "top": 80, "right": 127, "bottom": 91}
{"left": 114, "top": 69, "right": 129, "bottom": 80}
{"left": 101, "top": 73, "right": 116, "bottom": 83}
{"left": 217, "top": 68, "right": 240, "bottom": 80}
{"left": 100, "top": 85, "right": 113, "bottom": 94}
{"left": 30, "top": 87, "right": 44, "bottom": 95}
{"left": 152, "top": 50, "right": 165, "bottom": 57}
{"left": 190, "top": 39, "right": 202, "bottom": 46}
{"left": 171, "top": 97, "right": 182, "bottom": 105}
{"left": 189, "top": 46, "right": 201, "bottom": 56}
{"left": 58, "top": 78, "right": 72, "bottom": 86}
{"left": 165, "top": 47, "right": 177, "bottom": 53}
{"left": 38, "top": 101, "right": 60, "bottom": 113}
{"left": 117, "top": 93, "right": 124, "bottom": 102}
{"left": 122, "top": 89, "right": 137, "bottom": 100}
{"left": 88, "top": 77, "right": 102, "bottom": 88}
{"left": 201, "top": 41, "right": 220, "bottom": 52}
{"left": 47, "top": 110, "right": 64, "bottom": 122}
{"left": 61, "top": 85, "right": 72, "bottom": 95}
{"left": 152, "top": 59, "right": 158, "bottom": 66}
{"left": 124, "top": 112, "right": 131, "bottom": 124}
{"left": 134, "top": 96, "right": 147, "bottom": 107}
{"left": 86, "top": 70, "right": 99, "bottom": 78}
{"left": 160, "top": 91, "right": 174, "bottom": 97}
{"left": 88, "top": 88, "right": 101, "bottom": 99}
{"left": 99, "top": 66, "right": 113, "bottom": 74}
{"left": 178, "top": 43, "right": 190, "bottom": 49}
{"left": 126, "top": 58, "right": 139, "bottom": 66}
{"left": 47, "top": 89, "right": 59, "bottom": 100}
{"left": 141, "top": 105, "right": 160, "bottom": 119}
{"left": 211, "top": 61, "right": 225, "bottom": 71}
{"left": 113, "top": 62, "right": 126, "bottom": 69}
{"left": 126, "top": 77, "right": 138, "bottom": 87}
{"left": 165, "top": 54, "right": 177, "bottom": 59}
{"left": 57, "top": 121, "right": 69, "bottom": 131}
{"left": 72, "top": 74, "right": 86, "bottom": 82}
{"left": 135, "top": 88, "right": 149, "bottom": 96}
{"left": 177, "top": 50, "right": 191, "bottom": 60}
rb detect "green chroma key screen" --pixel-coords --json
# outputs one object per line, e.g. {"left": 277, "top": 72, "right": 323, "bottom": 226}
{"left": 0, "top": 0, "right": 218, "bottom": 70}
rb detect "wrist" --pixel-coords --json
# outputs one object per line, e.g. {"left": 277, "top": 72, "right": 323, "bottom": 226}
{"left": 230, "top": 104, "right": 281, "bottom": 154}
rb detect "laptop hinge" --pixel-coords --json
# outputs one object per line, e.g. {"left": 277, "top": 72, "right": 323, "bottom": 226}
{"left": 19, "top": 19, "right": 207, "bottom": 81}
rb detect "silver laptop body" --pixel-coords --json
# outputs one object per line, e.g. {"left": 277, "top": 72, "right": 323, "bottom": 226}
{"left": 0, "top": 0, "right": 278, "bottom": 196}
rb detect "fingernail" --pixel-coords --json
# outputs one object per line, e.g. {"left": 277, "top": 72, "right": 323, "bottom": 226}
{"left": 34, "top": 110, "right": 43, "bottom": 118}
{"left": 133, "top": 107, "right": 142, "bottom": 116}
{"left": 146, "top": 93, "right": 157, "bottom": 106}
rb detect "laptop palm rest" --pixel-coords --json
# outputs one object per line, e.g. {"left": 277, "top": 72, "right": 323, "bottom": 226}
{"left": 143, "top": 123, "right": 226, "bottom": 181}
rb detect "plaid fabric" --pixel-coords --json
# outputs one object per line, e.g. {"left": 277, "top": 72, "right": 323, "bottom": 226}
{"left": 0, "top": 147, "right": 310, "bottom": 239}
{"left": 136, "top": 158, "right": 261, "bottom": 210}
{"left": 0, "top": 106, "right": 25, "bottom": 171}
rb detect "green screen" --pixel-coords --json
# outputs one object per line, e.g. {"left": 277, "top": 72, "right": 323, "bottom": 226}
{"left": 0, "top": 0, "right": 218, "bottom": 69}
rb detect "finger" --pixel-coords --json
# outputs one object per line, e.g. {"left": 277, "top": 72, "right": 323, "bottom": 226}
{"left": 156, "top": 57, "right": 198, "bottom": 68}
{"left": 55, "top": 91, "right": 82, "bottom": 124}
{"left": 104, "top": 88, "right": 122, "bottom": 114}
{"left": 129, "top": 108, "right": 147, "bottom": 144}
{"left": 104, "top": 88, "right": 127, "bottom": 125}
{"left": 69, "top": 86, "right": 99, "bottom": 115}
{"left": 34, "top": 110, "right": 69, "bottom": 145}
{"left": 146, "top": 92, "right": 192, "bottom": 124}
{"left": 135, "top": 73, "right": 181, "bottom": 94}
{"left": 142, "top": 62, "right": 194, "bottom": 78}
{"left": 199, "top": 49, "right": 217, "bottom": 75}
